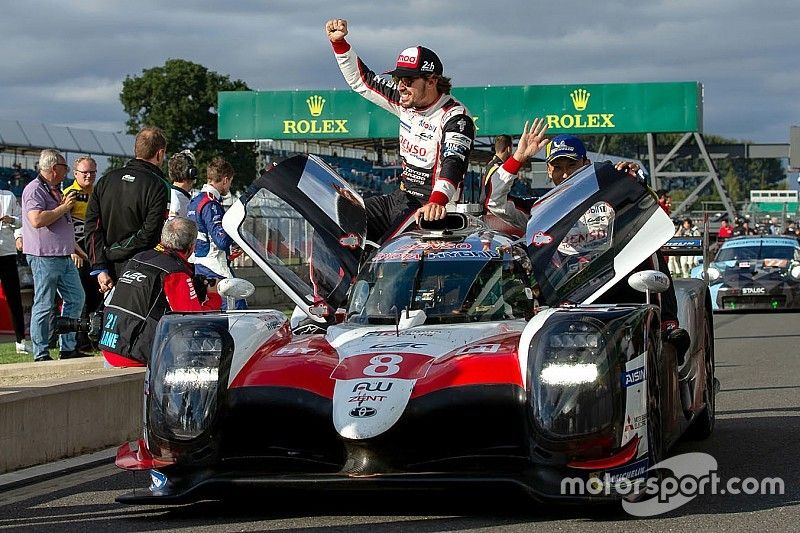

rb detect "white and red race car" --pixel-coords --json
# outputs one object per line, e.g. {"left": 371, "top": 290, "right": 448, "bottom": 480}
{"left": 115, "top": 155, "right": 715, "bottom": 504}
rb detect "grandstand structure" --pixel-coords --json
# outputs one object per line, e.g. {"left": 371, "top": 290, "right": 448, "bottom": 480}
{"left": 0, "top": 119, "right": 135, "bottom": 196}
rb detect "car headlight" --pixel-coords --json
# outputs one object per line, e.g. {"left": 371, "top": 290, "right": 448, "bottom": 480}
{"left": 707, "top": 267, "right": 721, "bottom": 281}
{"left": 790, "top": 265, "right": 800, "bottom": 280}
{"left": 148, "top": 317, "right": 233, "bottom": 445}
{"left": 531, "top": 318, "right": 613, "bottom": 437}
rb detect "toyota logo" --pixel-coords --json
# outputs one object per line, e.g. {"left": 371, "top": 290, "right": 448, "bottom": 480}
{"left": 349, "top": 406, "right": 377, "bottom": 418}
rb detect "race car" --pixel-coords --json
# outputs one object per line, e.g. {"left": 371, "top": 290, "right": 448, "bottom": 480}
{"left": 114, "top": 155, "right": 716, "bottom": 504}
{"left": 691, "top": 235, "right": 800, "bottom": 310}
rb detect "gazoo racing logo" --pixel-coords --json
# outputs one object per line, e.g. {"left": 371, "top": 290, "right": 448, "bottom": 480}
{"left": 283, "top": 93, "right": 349, "bottom": 135}
{"left": 546, "top": 87, "right": 615, "bottom": 130}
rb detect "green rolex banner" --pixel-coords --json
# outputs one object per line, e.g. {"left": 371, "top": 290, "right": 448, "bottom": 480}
{"left": 218, "top": 82, "right": 702, "bottom": 140}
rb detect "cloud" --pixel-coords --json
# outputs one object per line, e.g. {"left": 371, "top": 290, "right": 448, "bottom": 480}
{"left": 0, "top": 0, "right": 798, "bottom": 144}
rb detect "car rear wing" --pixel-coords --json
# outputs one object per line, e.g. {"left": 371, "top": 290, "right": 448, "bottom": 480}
{"left": 660, "top": 213, "right": 711, "bottom": 280}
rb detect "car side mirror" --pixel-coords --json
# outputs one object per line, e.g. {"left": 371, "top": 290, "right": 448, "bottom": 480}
{"left": 347, "top": 280, "right": 370, "bottom": 317}
{"left": 218, "top": 278, "right": 256, "bottom": 309}
{"left": 628, "top": 270, "right": 670, "bottom": 304}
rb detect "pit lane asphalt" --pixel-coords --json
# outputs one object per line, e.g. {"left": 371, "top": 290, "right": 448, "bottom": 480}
{"left": 1, "top": 311, "right": 797, "bottom": 532}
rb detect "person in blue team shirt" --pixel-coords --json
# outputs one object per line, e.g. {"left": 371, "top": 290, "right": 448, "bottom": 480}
{"left": 187, "top": 156, "right": 244, "bottom": 309}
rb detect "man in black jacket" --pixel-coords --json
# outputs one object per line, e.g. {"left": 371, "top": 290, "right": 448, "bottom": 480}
{"left": 85, "top": 127, "right": 170, "bottom": 294}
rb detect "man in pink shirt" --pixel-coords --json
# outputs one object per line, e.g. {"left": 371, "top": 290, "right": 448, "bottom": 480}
{"left": 21, "top": 149, "right": 87, "bottom": 361}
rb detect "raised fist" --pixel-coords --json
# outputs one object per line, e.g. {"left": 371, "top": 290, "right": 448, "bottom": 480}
{"left": 325, "top": 18, "right": 348, "bottom": 42}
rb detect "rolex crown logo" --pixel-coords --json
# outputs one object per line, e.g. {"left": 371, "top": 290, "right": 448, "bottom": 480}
{"left": 307, "top": 95, "right": 326, "bottom": 117}
{"left": 570, "top": 88, "right": 590, "bottom": 111}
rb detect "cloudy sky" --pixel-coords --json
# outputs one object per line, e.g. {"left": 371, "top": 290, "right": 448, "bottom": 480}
{"left": 1, "top": 0, "right": 798, "bottom": 145}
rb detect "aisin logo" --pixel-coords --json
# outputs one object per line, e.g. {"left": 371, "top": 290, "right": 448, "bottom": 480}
{"left": 306, "top": 95, "right": 326, "bottom": 117}
{"left": 570, "top": 88, "right": 590, "bottom": 111}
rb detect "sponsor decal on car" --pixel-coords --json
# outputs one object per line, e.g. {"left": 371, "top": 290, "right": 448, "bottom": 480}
{"left": 605, "top": 457, "right": 650, "bottom": 483}
{"left": 349, "top": 394, "right": 387, "bottom": 406}
{"left": 275, "top": 346, "right": 316, "bottom": 356}
{"left": 352, "top": 381, "right": 393, "bottom": 392}
{"left": 742, "top": 287, "right": 766, "bottom": 295}
{"left": 150, "top": 470, "right": 167, "bottom": 490}
{"left": 363, "top": 330, "right": 439, "bottom": 337}
{"left": 369, "top": 342, "right": 428, "bottom": 350}
{"left": 349, "top": 406, "right": 377, "bottom": 418}
{"left": 531, "top": 231, "right": 554, "bottom": 247}
{"left": 331, "top": 353, "right": 434, "bottom": 380}
{"left": 623, "top": 366, "right": 646, "bottom": 387}
{"left": 339, "top": 233, "right": 361, "bottom": 249}
{"left": 454, "top": 343, "right": 500, "bottom": 355}
{"left": 309, "top": 302, "right": 329, "bottom": 317}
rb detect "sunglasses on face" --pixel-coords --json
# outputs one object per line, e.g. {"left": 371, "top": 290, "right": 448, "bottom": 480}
{"left": 392, "top": 75, "right": 425, "bottom": 86}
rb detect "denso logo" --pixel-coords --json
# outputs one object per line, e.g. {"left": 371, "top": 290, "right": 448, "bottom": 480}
{"left": 400, "top": 137, "right": 427, "bottom": 158}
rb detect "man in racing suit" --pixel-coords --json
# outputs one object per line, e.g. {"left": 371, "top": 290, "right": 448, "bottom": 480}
{"left": 98, "top": 217, "right": 221, "bottom": 367}
{"left": 187, "top": 156, "right": 243, "bottom": 309}
{"left": 326, "top": 18, "right": 475, "bottom": 243}
{"left": 486, "top": 124, "right": 682, "bottom": 338}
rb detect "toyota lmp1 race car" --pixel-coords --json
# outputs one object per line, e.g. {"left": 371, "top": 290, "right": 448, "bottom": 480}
{"left": 691, "top": 235, "right": 800, "bottom": 311}
{"left": 114, "top": 154, "right": 716, "bottom": 505}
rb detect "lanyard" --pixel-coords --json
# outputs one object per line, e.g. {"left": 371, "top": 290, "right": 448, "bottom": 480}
{"left": 38, "top": 177, "right": 71, "bottom": 222}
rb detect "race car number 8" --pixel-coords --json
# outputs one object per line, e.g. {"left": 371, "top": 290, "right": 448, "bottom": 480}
{"left": 330, "top": 352, "right": 435, "bottom": 380}
{"left": 363, "top": 354, "right": 403, "bottom": 376}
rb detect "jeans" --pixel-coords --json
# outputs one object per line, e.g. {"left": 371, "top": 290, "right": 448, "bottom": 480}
{"left": 27, "top": 255, "right": 85, "bottom": 359}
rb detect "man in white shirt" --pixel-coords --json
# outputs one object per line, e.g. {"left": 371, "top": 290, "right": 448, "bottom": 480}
{"left": 168, "top": 150, "right": 197, "bottom": 220}
{"left": 0, "top": 184, "right": 25, "bottom": 353}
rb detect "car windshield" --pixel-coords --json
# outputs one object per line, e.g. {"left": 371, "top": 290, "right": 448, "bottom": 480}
{"left": 716, "top": 243, "right": 799, "bottom": 262}
{"left": 346, "top": 234, "right": 534, "bottom": 324}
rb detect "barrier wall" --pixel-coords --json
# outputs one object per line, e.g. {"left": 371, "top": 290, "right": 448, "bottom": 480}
{"left": 0, "top": 362, "right": 144, "bottom": 474}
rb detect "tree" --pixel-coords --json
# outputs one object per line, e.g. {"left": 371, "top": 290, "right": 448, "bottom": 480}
{"left": 120, "top": 59, "right": 255, "bottom": 190}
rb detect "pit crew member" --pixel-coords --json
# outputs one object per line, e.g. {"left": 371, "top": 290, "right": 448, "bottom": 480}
{"left": 98, "top": 217, "right": 222, "bottom": 367}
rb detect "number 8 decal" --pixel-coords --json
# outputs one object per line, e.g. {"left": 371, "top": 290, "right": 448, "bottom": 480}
{"left": 364, "top": 354, "right": 403, "bottom": 376}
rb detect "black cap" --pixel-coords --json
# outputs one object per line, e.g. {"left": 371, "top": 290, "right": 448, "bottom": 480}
{"left": 383, "top": 46, "right": 443, "bottom": 77}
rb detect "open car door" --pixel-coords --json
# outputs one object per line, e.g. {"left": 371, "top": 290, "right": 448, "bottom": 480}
{"left": 524, "top": 162, "right": 675, "bottom": 306}
{"left": 222, "top": 155, "right": 367, "bottom": 324}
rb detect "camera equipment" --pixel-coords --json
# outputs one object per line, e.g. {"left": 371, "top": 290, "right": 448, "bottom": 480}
{"left": 67, "top": 190, "right": 89, "bottom": 202}
{"left": 55, "top": 310, "right": 103, "bottom": 342}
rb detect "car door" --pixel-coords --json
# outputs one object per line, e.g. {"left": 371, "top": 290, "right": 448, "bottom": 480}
{"left": 524, "top": 162, "right": 676, "bottom": 306}
{"left": 222, "top": 154, "right": 367, "bottom": 324}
